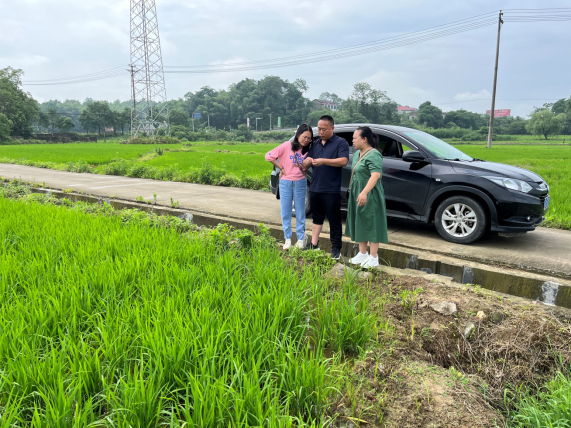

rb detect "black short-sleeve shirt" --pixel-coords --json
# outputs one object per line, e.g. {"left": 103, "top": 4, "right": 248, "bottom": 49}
{"left": 307, "top": 134, "right": 350, "bottom": 193}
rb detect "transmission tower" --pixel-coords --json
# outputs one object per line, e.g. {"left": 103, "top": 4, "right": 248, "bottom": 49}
{"left": 130, "top": 0, "right": 169, "bottom": 138}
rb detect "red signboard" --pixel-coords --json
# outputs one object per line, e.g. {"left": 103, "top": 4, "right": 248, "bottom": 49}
{"left": 486, "top": 109, "right": 511, "bottom": 117}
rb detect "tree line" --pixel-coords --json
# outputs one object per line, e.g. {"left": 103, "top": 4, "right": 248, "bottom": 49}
{"left": 1, "top": 65, "right": 570, "bottom": 142}
{"left": 415, "top": 100, "right": 571, "bottom": 140}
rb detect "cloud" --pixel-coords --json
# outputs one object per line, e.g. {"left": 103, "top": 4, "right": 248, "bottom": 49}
{"left": 0, "top": 54, "right": 50, "bottom": 68}
{"left": 67, "top": 20, "right": 128, "bottom": 49}
{"left": 454, "top": 90, "right": 492, "bottom": 101}
{"left": 2, "top": 0, "right": 569, "bottom": 119}
{"left": 362, "top": 69, "right": 436, "bottom": 108}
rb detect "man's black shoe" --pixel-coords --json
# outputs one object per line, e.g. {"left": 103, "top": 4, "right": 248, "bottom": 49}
{"left": 331, "top": 247, "right": 341, "bottom": 260}
{"left": 306, "top": 242, "right": 319, "bottom": 251}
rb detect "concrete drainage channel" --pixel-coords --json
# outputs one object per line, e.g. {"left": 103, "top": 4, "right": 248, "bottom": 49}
{"left": 30, "top": 186, "right": 571, "bottom": 310}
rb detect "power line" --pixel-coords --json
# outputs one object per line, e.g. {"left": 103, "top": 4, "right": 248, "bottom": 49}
{"left": 164, "top": 8, "right": 571, "bottom": 73}
{"left": 18, "top": 8, "right": 571, "bottom": 83}
{"left": 166, "top": 16, "right": 500, "bottom": 73}
{"left": 23, "top": 70, "right": 128, "bottom": 86}
{"left": 23, "top": 66, "right": 129, "bottom": 84}
{"left": 434, "top": 98, "right": 561, "bottom": 105}
{"left": 21, "top": 12, "right": 501, "bottom": 83}
{"left": 165, "top": 21, "right": 500, "bottom": 73}
{"left": 165, "top": 11, "right": 499, "bottom": 70}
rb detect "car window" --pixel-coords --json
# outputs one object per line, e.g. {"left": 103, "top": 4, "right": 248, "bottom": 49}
{"left": 377, "top": 134, "right": 408, "bottom": 158}
{"left": 377, "top": 133, "right": 419, "bottom": 159}
{"left": 334, "top": 132, "right": 353, "bottom": 147}
{"left": 401, "top": 142, "right": 414, "bottom": 154}
{"left": 403, "top": 130, "right": 472, "bottom": 161}
{"left": 377, "top": 135, "right": 390, "bottom": 154}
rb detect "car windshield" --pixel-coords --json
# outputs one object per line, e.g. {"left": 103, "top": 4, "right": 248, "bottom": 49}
{"left": 403, "top": 131, "right": 473, "bottom": 161}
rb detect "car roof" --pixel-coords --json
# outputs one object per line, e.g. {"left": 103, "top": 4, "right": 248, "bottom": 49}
{"left": 331, "top": 123, "right": 415, "bottom": 137}
{"left": 316, "top": 123, "right": 420, "bottom": 146}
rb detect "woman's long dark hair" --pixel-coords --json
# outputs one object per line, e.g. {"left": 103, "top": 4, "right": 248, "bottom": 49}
{"left": 356, "top": 126, "right": 379, "bottom": 150}
{"left": 291, "top": 124, "right": 313, "bottom": 155}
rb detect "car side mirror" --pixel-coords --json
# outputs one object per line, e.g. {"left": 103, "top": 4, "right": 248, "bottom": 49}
{"left": 402, "top": 150, "right": 427, "bottom": 163}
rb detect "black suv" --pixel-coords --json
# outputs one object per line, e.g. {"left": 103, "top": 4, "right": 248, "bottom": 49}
{"left": 270, "top": 124, "right": 550, "bottom": 244}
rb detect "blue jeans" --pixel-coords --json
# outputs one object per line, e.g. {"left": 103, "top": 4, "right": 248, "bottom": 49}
{"left": 279, "top": 178, "right": 307, "bottom": 241}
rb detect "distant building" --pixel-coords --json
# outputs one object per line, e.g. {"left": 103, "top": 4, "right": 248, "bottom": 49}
{"left": 486, "top": 109, "right": 511, "bottom": 117}
{"left": 397, "top": 106, "right": 418, "bottom": 119}
{"left": 313, "top": 99, "right": 339, "bottom": 111}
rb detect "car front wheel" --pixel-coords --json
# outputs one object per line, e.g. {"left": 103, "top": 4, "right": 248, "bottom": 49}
{"left": 434, "top": 196, "right": 488, "bottom": 244}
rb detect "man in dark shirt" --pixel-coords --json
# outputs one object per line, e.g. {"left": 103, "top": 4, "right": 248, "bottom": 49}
{"left": 302, "top": 115, "right": 349, "bottom": 259}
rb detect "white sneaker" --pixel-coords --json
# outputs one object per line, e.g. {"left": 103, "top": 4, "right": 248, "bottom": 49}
{"left": 349, "top": 252, "right": 369, "bottom": 265}
{"left": 283, "top": 239, "right": 292, "bottom": 250}
{"left": 361, "top": 255, "right": 379, "bottom": 269}
{"left": 295, "top": 236, "right": 306, "bottom": 249}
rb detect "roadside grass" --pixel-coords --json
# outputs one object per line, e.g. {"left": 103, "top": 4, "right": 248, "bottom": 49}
{"left": 506, "top": 370, "right": 571, "bottom": 427}
{"left": 454, "top": 145, "right": 571, "bottom": 229}
{"left": 0, "top": 184, "right": 379, "bottom": 426}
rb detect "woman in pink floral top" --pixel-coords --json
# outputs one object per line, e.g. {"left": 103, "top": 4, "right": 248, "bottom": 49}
{"left": 265, "top": 124, "right": 313, "bottom": 249}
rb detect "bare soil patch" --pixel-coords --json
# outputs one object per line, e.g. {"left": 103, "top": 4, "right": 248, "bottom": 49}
{"left": 331, "top": 268, "right": 571, "bottom": 427}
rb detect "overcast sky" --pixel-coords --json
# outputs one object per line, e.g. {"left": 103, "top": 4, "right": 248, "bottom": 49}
{"left": 1, "top": 0, "right": 569, "bottom": 117}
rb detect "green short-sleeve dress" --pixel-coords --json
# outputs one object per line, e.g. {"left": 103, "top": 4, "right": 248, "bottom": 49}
{"left": 345, "top": 149, "right": 389, "bottom": 243}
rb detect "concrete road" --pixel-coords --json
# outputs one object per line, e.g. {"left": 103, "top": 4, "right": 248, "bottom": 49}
{"left": 2, "top": 163, "right": 570, "bottom": 277}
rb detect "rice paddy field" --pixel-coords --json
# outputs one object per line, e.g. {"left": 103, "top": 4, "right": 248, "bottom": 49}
{"left": 0, "top": 186, "right": 375, "bottom": 426}
{"left": 2, "top": 181, "right": 571, "bottom": 426}
{"left": 0, "top": 143, "right": 155, "bottom": 165}
{"left": 444, "top": 135, "right": 571, "bottom": 145}
{"left": 1, "top": 141, "right": 571, "bottom": 228}
{"left": 145, "top": 143, "right": 275, "bottom": 176}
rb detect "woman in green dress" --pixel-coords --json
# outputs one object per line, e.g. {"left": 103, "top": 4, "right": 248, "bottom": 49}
{"left": 345, "top": 126, "right": 388, "bottom": 268}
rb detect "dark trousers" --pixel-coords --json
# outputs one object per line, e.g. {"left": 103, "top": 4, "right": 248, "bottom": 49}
{"left": 309, "top": 191, "right": 342, "bottom": 250}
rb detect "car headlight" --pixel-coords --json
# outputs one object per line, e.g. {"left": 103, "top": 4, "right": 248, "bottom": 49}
{"left": 487, "top": 177, "right": 533, "bottom": 193}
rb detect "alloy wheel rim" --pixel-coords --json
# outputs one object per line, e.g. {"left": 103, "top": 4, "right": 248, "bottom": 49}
{"left": 441, "top": 203, "right": 477, "bottom": 237}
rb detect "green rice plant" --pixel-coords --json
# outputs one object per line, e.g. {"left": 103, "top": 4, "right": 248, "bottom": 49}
{"left": 0, "top": 195, "right": 376, "bottom": 426}
{"left": 315, "top": 279, "right": 376, "bottom": 356}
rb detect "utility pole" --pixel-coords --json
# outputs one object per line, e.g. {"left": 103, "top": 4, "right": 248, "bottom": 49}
{"left": 128, "top": 64, "right": 137, "bottom": 137}
{"left": 487, "top": 10, "right": 504, "bottom": 149}
{"left": 268, "top": 113, "right": 272, "bottom": 131}
{"left": 255, "top": 117, "right": 262, "bottom": 132}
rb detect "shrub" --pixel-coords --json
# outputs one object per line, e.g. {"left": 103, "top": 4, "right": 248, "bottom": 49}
{"left": 461, "top": 132, "right": 518, "bottom": 142}
{"left": 417, "top": 127, "right": 471, "bottom": 139}
{"left": 102, "top": 161, "right": 129, "bottom": 176}
{"left": 252, "top": 131, "right": 293, "bottom": 142}
{"left": 121, "top": 136, "right": 181, "bottom": 145}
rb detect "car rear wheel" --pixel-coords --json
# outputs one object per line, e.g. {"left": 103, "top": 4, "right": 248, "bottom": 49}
{"left": 434, "top": 196, "right": 487, "bottom": 244}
